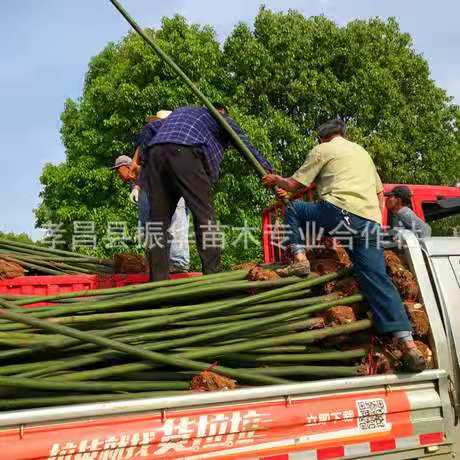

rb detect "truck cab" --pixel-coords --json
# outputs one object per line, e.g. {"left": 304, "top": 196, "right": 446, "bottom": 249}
{"left": 262, "top": 184, "right": 460, "bottom": 264}
{"left": 382, "top": 183, "right": 460, "bottom": 229}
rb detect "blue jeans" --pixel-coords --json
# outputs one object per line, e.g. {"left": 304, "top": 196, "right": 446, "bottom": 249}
{"left": 138, "top": 189, "right": 151, "bottom": 230}
{"left": 139, "top": 191, "right": 190, "bottom": 270}
{"left": 285, "top": 200, "right": 411, "bottom": 334}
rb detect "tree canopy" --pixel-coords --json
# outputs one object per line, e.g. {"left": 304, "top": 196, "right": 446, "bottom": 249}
{"left": 0, "top": 232, "right": 35, "bottom": 244}
{"left": 36, "top": 8, "right": 460, "bottom": 264}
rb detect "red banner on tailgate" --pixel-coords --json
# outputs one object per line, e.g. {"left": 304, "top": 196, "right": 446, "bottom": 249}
{"left": 0, "top": 389, "right": 413, "bottom": 459}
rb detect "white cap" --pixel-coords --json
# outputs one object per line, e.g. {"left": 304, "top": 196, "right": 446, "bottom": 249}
{"left": 156, "top": 110, "right": 172, "bottom": 119}
{"left": 111, "top": 155, "right": 132, "bottom": 170}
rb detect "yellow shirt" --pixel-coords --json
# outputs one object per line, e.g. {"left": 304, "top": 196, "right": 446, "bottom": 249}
{"left": 291, "top": 136, "right": 384, "bottom": 224}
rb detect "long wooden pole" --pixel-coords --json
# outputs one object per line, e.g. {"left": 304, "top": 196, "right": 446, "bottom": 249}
{"left": 108, "top": 0, "right": 289, "bottom": 203}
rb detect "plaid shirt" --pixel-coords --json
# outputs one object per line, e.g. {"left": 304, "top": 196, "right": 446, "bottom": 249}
{"left": 149, "top": 107, "right": 272, "bottom": 182}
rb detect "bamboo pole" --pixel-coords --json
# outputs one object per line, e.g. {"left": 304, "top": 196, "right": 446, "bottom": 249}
{"left": 56, "top": 319, "right": 371, "bottom": 382}
{"left": 148, "top": 295, "right": 364, "bottom": 355}
{"left": 11, "top": 269, "right": 249, "bottom": 307}
{"left": 0, "top": 391, "right": 187, "bottom": 410}
{"left": 108, "top": 0, "right": 266, "bottom": 177}
{"left": 16, "top": 271, "right": 346, "bottom": 319}
{"left": 0, "top": 375, "right": 189, "bottom": 392}
{"left": 108, "top": 0, "right": 291, "bottom": 204}
{"left": 0, "top": 301, "right": 290, "bottom": 385}
{"left": 0, "top": 239, "right": 99, "bottom": 260}
{"left": 224, "top": 348, "right": 367, "bottom": 363}
{"left": 0, "top": 271, "right": 349, "bottom": 376}
{"left": 10, "top": 276, "right": 295, "bottom": 318}
{"left": 0, "top": 254, "right": 67, "bottom": 275}
{"left": 178, "top": 319, "right": 372, "bottom": 360}
{"left": 236, "top": 365, "right": 362, "bottom": 378}
{"left": 0, "top": 273, "right": 346, "bottom": 364}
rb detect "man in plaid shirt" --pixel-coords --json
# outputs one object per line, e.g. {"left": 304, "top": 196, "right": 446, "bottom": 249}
{"left": 143, "top": 105, "right": 273, "bottom": 281}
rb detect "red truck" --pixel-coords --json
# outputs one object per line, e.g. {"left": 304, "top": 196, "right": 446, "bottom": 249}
{"left": 0, "top": 183, "right": 459, "bottom": 460}
{"left": 262, "top": 183, "right": 460, "bottom": 264}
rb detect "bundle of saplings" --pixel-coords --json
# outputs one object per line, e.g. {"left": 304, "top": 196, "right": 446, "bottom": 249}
{"left": 0, "top": 247, "right": 432, "bottom": 410}
{"left": 0, "top": 238, "right": 114, "bottom": 276}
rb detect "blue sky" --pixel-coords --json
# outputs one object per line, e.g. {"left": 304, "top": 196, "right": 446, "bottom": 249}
{"left": 1, "top": 0, "right": 459, "bottom": 238}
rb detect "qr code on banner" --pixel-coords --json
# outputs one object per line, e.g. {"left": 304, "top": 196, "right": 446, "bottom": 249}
{"left": 356, "top": 398, "right": 389, "bottom": 432}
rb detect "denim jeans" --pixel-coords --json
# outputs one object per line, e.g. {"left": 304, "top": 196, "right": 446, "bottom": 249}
{"left": 138, "top": 191, "right": 190, "bottom": 270}
{"left": 285, "top": 200, "right": 411, "bottom": 334}
{"left": 138, "top": 188, "right": 151, "bottom": 230}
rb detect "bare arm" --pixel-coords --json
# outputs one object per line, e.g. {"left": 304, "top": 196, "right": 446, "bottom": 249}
{"left": 132, "top": 146, "right": 141, "bottom": 168}
{"left": 377, "top": 191, "right": 384, "bottom": 212}
{"left": 129, "top": 146, "right": 141, "bottom": 177}
{"left": 262, "top": 174, "right": 305, "bottom": 192}
{"left": 263, "top": 146, "right": 323, "bottom": 195}
{"left": 375, "top": 170, "right": 384, "bottom": 212}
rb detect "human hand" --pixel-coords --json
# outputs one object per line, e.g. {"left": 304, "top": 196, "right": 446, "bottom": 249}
{"left": 262, "top": 174, "right": 279, "bottom": 188}
{"left": 275, "top": 188, "right": 290, "bottom": 201}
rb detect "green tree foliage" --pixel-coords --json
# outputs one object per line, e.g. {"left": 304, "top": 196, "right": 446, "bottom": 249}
{"left": 0, "top": 232, "right": 35, "bottom": 244}
{"left": 36, "top": 9, "right": 460, "bottom": 264}
{"left": 430, "top": 215, "right": 460, "bottom": 237}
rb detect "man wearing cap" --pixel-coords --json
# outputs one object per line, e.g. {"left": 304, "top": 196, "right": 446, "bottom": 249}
{"left": 386, "top": 186, "right": 431, "bottom": 238}
{"left": 262, "top": 118, "right": 426, "bottom": 372}
{"left": 143, "top": 105, "right": 273, "bottom": 281}
{"left": 112, "top": 154, "right": 151, "bottom": 230}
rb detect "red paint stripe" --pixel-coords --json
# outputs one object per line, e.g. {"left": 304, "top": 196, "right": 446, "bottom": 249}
{"left": 261, "top": 433, "right": 444, "bottom": 460}
{"left": 260, "top": 455, "right": 289, "bottom": 460}
{"left": 317, "top": 446, "right": 345, "bottom": 460}
{"left": 420, "top": 432, "right": 443, "bottom": 445}
{"left": 370, "top": 438, "right": 396, "bottom": 452}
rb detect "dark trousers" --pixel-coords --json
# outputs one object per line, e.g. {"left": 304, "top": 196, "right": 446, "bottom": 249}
{"left": 144, "top": 144, "right": 221, "bottom": 281}
{"left": 285, "top": 200, "right": 412, "bottom": 334}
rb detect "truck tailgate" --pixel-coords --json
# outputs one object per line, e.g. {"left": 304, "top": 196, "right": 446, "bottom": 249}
{"left": 0, "top": 371, "right": 449, "bottom": 460}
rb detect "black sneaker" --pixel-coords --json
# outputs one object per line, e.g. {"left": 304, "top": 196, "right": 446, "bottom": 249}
{"left": 402, "top": 348, "right": 427, "bottom": 373}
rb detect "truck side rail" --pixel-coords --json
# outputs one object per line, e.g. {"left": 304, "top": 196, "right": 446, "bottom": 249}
{"left": 0, "top": 370, "right": 448, "bottom": 427}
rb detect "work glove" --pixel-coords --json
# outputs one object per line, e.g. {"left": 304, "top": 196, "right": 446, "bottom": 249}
{"left": 129, "top": 187, "right": 140, "bottom": 204}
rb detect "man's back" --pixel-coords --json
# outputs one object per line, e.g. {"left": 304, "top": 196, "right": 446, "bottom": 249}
{"left": 149, "top": 107, "right": 226, "bottom": 182}
{"left": 150, "top": 106, "right": 271, "bottom": 182}
{"left": 150, "top": 107, "right": 224, "bottom": 150}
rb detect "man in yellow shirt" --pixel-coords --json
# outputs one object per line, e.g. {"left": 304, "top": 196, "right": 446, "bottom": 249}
{"left": 262, "top": 119, "right": 425, "bottom": 372}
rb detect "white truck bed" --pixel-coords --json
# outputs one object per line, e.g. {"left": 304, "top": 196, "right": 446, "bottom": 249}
{"left": 0, "top": 231, "right": 458, "bottom": 460}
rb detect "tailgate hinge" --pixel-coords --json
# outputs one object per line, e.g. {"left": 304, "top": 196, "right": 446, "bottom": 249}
{"left": 284, "top": 395, "right": 292, "bottom": 407}
{"left": 448, "top": 375, "right": 459, "bottom": 424}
